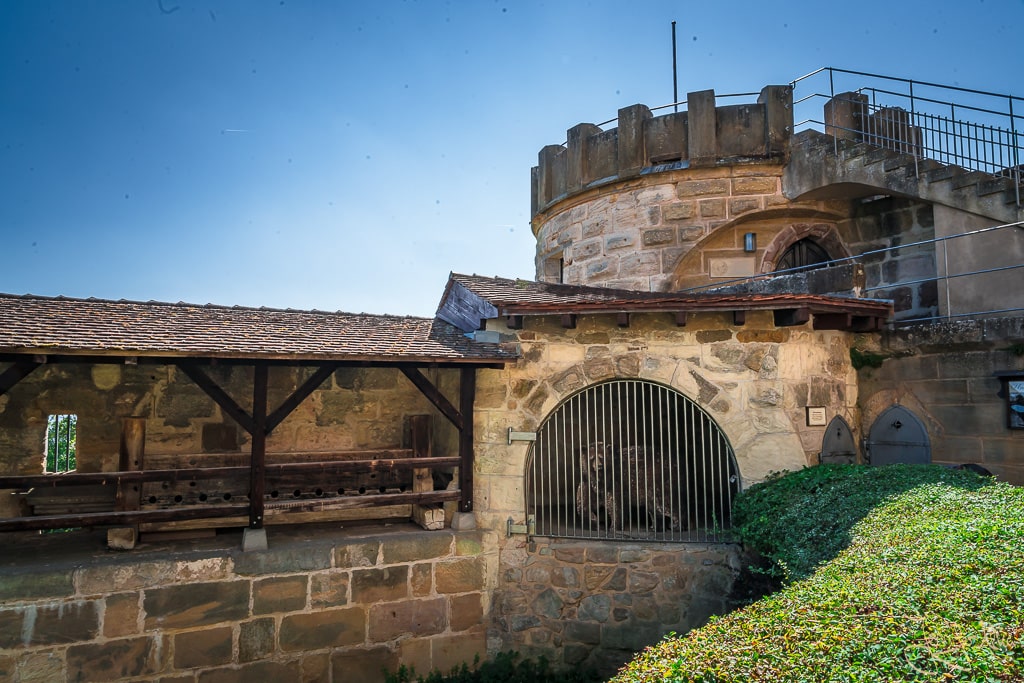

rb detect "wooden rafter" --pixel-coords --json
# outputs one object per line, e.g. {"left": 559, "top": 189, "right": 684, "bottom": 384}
{"left": 399, "top": 366, "right": 465, "bottom": 431}
{"left": 0, "top": 360, "right": 41, "bottom": 398}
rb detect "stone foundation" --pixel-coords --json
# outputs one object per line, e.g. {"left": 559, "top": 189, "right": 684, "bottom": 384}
{"left": 0, "top": 525, "right": 494, "bottom": 683}
{"left": 491, "top": 538, "right": 741, "bottom": 677}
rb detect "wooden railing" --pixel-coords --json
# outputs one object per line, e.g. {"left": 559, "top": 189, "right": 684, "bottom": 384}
{"left": 0, "top": 416, "right": 459, "bottom": 534}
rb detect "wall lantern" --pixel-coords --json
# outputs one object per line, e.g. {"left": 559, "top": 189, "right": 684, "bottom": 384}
{"left": 743, "top": 232, "right": 757, "bottom": 253}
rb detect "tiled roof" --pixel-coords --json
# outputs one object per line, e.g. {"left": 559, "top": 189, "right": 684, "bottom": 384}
{"left": 0, "top": 294, "right": 516, "bottom": 363}
{"left": 444, "top": 273, "right": 894, "bottom": 316}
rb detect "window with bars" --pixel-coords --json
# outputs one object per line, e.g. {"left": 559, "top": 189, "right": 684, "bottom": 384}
{"left": 44, "top": 414, "right": 77, "bottom": 473}
{"left": 526, "top": 379, "right": 740, "bottom": 543}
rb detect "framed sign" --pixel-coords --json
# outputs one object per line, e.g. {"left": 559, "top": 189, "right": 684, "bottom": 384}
{"left": 806, "top": 407, "right": 827, "bottom": 427}
{"left": 1009, "top": 379, "right": 1024, "bottom": 430}
{"left": 996, "top": 372, "right": 1024, "bottom": 430}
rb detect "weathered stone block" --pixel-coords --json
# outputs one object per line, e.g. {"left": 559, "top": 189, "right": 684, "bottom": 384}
{"left": 368, "top": 598, "right": 447, "bottom": 641}
{"left": 279, "top": 607, "right": 366, "bottom": 651}
{"left": 732, "top": 176, "right": 776, "bottom": 195}
{"left": 336, "top": 540, "right": 380, "bottom": 568}
{"left": 311, "top": 571, "right": 349, "bottom": 607}
{"left": 578, "top": 595, "right": 611, "bottom": 622}
{"left": 450, "top": 593, "right": 484, "bottom": 632}
{"left": 198, "top": 661, "right": 302, "bottom": 683}
{"left": 729, "top": 197, "right": 761, "bottom": 216}
{"left": 435, "top": 558, "right": 485, "bottom": 594}
{"left": 0, "top": 609, "right": 23, "bottom": 649}
{"left": 410, "top": 563, "right": 433, "bottom": 597}
{"left": 663, "top": 202, "right": 697, "bottom": 221}
{"left": 699, "top": 199, "right": 726, "bottom": 218}
{"left": 0, "top": 570, "right": 73, "bottom": 601}
{"left": 300, "top": 653, "right": 330, "bottom": 683}
{"left": 234, "top": 545, "right": 332, "bottom": 575}
{"left": 641, "top": 229, "right": 675, "bottom": 247}
{"left": 144, "top": 581, "right": 249, "bottom": 630}
{"left": 66, "top": 636, "right": 163, "bottom": 682}
{"left": 14, "top": 651, "right": 64, "bottom": 683}
{"left": 174, "top": 626, "right": 233, "bottom": 669}
{"left": 18, "top": 601, "right": 100, "bottom": 646}
{"left": 253, "top": 575, "right": 307, "bottom": 614}
{"left": 239, "top": 617, "right": 275, "bottom": 663}
{"left": 381, "top": 531, "right": 453, "bottom": 564}
{"left": 431, "top": 631, "right": 487, "bottom": 675}
{"left": 676, "top": 178, "right": 728, "bottom": 198}
{"left": 530, "top": 588, "right": 564, "bottom": 619}
{"left": 330, "top": 647, "right": 399, "bottom": 683}
{"left": 351, "top": 566, "right": 409, "bottom": 604}
{"left": 104, "top": 592, "right": 141, "bottom": 638}
{"left": 564, "top": 620, "right": 601, "bottom": 645}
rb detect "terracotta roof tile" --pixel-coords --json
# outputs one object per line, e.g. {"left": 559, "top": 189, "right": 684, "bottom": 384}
{"left": 0, "top": 294, "right": 516, "bottom": 363}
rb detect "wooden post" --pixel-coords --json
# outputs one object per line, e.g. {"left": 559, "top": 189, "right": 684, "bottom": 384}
{"left": 249, "top": 364, "right": 268, "bottom": 530}
{"left": 458, "top": 368, "right": 476, "bottom": 513}
{"left": 408, "top": 414, "right": 443, "bottom": 530}
{"left": 109, "top": 417, "right": 146, "bottom": 549}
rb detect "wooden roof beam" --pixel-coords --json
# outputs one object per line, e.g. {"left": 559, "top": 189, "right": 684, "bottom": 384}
{"left": 774, "top": 307, "right": 811, "bottom": 327}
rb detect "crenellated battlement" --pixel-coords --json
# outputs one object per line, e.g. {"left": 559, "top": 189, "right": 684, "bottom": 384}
{"left": 531, "top": 85, "right": 793, "bottom": 217}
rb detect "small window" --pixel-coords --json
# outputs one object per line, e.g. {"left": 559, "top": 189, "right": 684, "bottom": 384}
{"left": 44, "top": 414, "right": 77, "bottom": 473}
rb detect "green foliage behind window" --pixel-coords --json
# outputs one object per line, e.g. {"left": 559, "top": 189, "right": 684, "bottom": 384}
{"left": 45, "top": 414, "right": 77, "bottom": 473}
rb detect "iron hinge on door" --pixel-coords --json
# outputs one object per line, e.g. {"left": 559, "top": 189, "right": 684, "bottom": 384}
{"left": 506, "top": 515, "right": 536, "bottom": 538}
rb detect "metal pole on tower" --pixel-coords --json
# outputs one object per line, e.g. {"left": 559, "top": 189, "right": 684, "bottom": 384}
{"left": 672, "top": 21, "right": 679, "bottom": 113}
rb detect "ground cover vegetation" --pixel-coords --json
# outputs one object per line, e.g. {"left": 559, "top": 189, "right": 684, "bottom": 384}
{"left": 613, "top": 464, "right": 1024, "bottom": 682}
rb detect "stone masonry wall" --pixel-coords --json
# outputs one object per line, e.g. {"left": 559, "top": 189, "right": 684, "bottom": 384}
{"left": 492, "top": 538, "right": 741, "bottom": 677}
{"left": 471, "top": 311, "right": 859, "bottom": 674}
{"left": 534, "top": 162, "right": 848, "bottom": 292}
{"left": 0, "top": 526, "right": 494, "bottom": 683}
{"left": 840, "top": 197, "right": 938, "bottom": 321}
{"left": 857, "top": 316, "right": 1024, "bottom": 483}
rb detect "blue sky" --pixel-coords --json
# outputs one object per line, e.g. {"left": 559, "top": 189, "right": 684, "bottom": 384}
{"left": 2, "top": 0, "right": 1022, "bottom": 316}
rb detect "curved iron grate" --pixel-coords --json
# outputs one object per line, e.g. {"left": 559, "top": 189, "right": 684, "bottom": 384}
{"left": 525, "top": 379, "right": 739, "bottom": 542}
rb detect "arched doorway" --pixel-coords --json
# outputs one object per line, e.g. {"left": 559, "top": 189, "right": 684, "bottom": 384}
{"left": 819, "top": 415, "right": 857, "bottom": 464}
{"left": 525, "top": 379, "right": 739, "bottom": 542}
{"left": 866, "top": 405, "right": 931, "bottom": 466}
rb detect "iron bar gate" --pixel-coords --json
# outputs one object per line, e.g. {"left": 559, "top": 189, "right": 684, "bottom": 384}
{"left": 526, "top": 380, "right": 739, "bottom": 542}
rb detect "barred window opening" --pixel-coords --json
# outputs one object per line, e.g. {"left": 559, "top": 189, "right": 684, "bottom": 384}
{"left": 526, "top": 380, "right": 739, "bottom": 542}
{"left": 44, "top": 414, "right": 77, "bottom": 474}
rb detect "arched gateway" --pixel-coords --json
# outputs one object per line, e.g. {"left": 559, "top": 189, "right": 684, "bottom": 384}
{"left": 525, "top": 379, "right": 740, "bottom": 542}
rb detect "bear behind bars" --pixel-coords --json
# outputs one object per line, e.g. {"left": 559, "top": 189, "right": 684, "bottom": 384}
{"left": 576, "top": 442, "right": 684, "bottom": 531}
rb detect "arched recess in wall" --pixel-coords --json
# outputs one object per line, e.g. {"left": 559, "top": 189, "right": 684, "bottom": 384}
{"left": 866, "top": 405, "right": 931, "bottom": 466}
{"left": 525, "top": 379, "right": 740, "bottom": 542}
{"left": 760, "top": 222, "right": 849, "bottom": 274}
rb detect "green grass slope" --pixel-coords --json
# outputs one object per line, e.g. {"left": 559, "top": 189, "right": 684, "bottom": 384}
{"left": 612, "top": 465, "right": 1024, "bottom": 682}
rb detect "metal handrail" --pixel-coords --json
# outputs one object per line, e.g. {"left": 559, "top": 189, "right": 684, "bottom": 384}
{"left": 680, "top": 219, "right": 1024, "bottom": 326}
{"left": 791, "top": 67, "right": 1022, "bottom": 206}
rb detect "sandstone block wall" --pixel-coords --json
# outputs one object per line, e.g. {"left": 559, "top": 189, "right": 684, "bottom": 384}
{"left": 0, "top": 527, "right": 494, "bottom": 683}
{"left": 857, "top": 316, "right": 1024, "bottom": 483}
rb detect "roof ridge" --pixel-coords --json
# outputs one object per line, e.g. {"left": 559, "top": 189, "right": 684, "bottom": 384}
{"left": 0, "top": 292, "right": 434, "bottom": 320}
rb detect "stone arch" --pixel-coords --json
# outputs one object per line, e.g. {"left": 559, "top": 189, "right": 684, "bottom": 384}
{"left": 524, "top": 377, "right": 740, "bottom": 541}
{"left": 760, "top": 222, "right": 850, "bottom": 274}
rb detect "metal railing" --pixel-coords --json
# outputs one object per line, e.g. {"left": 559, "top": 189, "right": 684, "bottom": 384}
{"left": 791, "top": 67, "right": 1023, "bottom": 206}
{"left": 681, "top": 219, "right": 1024, "bottom": 325}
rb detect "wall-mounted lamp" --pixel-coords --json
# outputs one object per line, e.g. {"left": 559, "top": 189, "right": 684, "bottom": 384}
{"left": 743, "top": 232, "right": 757, "bottom": 253}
